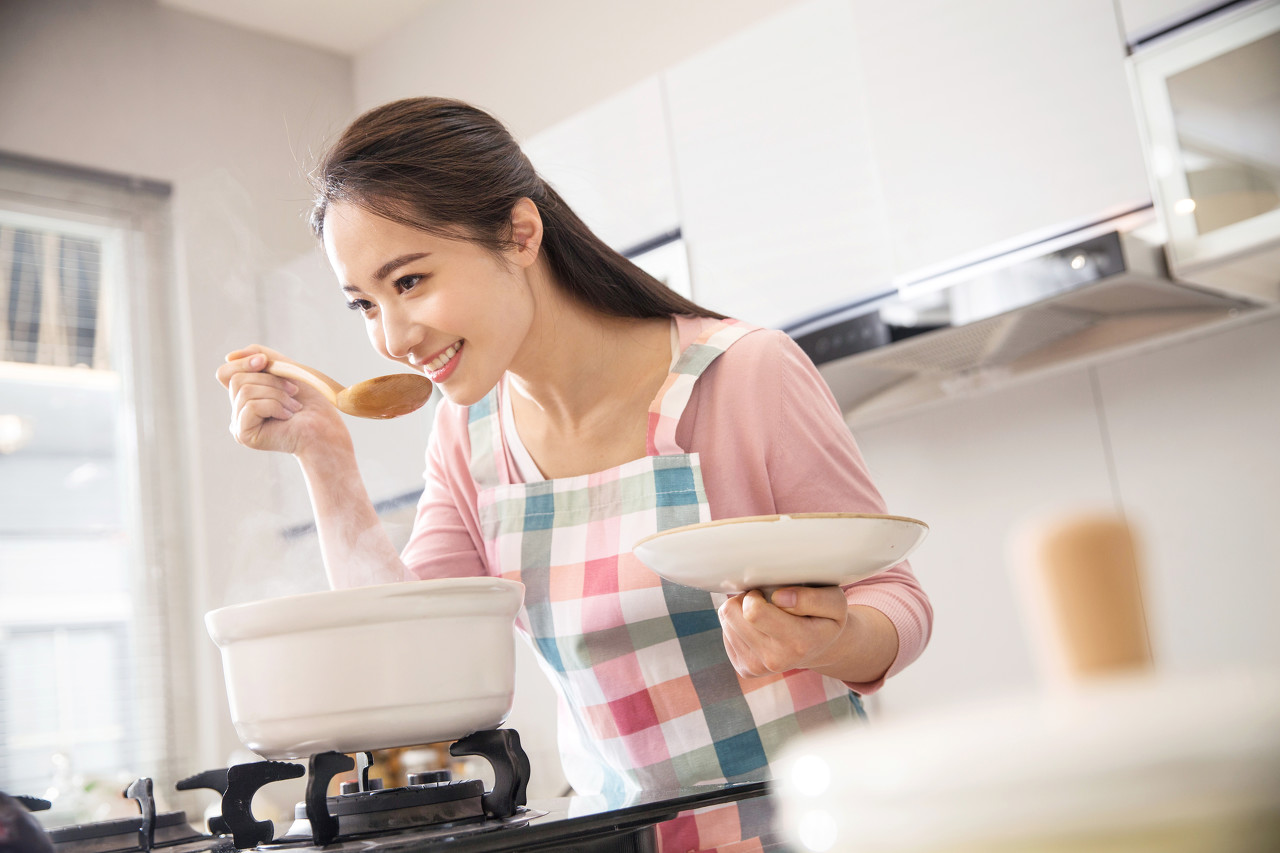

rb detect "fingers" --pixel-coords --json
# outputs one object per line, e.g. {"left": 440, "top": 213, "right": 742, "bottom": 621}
{"left": 225, "top": 381, "right": 299, "bottom": 449}
{"left": 214, "top": 344, "right": 285, "bottom": 388}
{"left": 722, "top": 591, "right": 780, "bottom": 646}
{"left": 224, "top": 343, "right": 284, "bottom": 363}
{"left": 764, "top": 586, "right": 850, "bottom": 621}
{"left": 216, "top": 347, "right": 301, "bottom": 408}
{"left": 216, "top": 350, "right": 266, "bottom": 389}
{"left": 229, "top": 400, "right": 291, "bottom": 445}
{"left": 731, "top": 588, "right": 846, "bottom": 636}
{"left": 719, "top": 593, "right": 776, "bottom": 677}
{"left": 216, "top": 347, "right": 307, "bottom": 449}
{"left": 717, "top": 595, "right": 762, "bottom": 676}
{"left": 232, "top": 375, "right": 303, "bottom": 419}
{"left": 227, "top": 369, "right": 299, "bottom": 401}
{"left": 216, "top": 345, "right": 350, "bottom": 455}
{"left": 718, "top": 587, "right": 849, "bottom": 678}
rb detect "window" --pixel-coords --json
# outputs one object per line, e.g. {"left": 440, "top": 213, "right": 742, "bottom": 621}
{"left": 0, "top": 154, "right": 194, "bottom": 822}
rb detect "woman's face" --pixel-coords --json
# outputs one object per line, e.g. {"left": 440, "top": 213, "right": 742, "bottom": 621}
{"left": 322, "top": 201, "right": 536, "bottom": 407}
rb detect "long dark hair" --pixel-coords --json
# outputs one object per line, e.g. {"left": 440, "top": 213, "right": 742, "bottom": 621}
{"left": 309, "top": 97, "right": 723, "bottom": 321}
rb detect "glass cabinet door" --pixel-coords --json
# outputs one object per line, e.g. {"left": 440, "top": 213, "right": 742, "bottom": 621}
{"left": 1130, "top": 1, "right": 1280, "bottom": 299}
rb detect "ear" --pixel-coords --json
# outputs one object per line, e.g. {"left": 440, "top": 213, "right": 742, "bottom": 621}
{"left": 508, "top": 197, "right": 543, "bottom": 268}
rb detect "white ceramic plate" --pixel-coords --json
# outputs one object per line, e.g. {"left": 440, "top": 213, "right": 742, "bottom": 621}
{"left": 632, "top": 513, "right": 928, "bottom": 594}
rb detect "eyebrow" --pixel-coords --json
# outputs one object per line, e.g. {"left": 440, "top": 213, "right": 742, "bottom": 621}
{"left": 373, "top": 252, "right": 431, "bottom": 283}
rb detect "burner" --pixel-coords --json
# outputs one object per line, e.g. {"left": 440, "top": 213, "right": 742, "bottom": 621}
{"left": 16, "top": 728, "right": 535, "bottom": 852}
{"left": 176, "top": 728, "right": 533, "bottom": 849}
{"left": 8, "top": 729, "right": 781, "bottom": 852}
{"left": 279, "top": 774, "right": 487, "bottom": 840}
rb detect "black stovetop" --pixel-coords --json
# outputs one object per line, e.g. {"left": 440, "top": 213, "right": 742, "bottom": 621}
{"left": 16, "top": 728, "right": 793, "bottom": 852}
{"left": 332, "top": 781, "right": 779, "bottom": 852}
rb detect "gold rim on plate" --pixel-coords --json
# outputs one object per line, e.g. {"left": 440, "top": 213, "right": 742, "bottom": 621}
{"left": 632, "top": 512, "right": 929, "bottom": 548}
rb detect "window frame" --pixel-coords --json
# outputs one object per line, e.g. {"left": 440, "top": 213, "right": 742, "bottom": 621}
{"left": 0, "top": 151, "right": 198, "bottom": 796}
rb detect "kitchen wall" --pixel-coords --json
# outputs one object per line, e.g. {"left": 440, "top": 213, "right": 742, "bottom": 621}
{"left": 855, "top": 309, "right": 1280, "bottom": 716}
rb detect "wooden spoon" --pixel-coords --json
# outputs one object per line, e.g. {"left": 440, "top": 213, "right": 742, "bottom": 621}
{"left": 265, "top": 358, "right": 433, "bottom": 419}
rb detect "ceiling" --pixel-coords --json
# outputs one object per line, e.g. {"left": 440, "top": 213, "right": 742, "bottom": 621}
{"left": 155, "top": 0, "right": 439, "bottom": 56}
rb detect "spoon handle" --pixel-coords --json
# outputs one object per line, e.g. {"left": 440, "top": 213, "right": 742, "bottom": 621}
{"left": 264, "top": 358, "right": 343, "bottom": 406}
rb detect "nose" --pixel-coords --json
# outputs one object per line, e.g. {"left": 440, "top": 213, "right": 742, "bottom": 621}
{"left": 379, "top": 303, "right": 424, "bottom": 361}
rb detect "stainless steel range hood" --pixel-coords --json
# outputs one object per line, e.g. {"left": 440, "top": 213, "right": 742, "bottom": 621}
{"left": 784, "top": 205, "right": 1270, "bottom": 425}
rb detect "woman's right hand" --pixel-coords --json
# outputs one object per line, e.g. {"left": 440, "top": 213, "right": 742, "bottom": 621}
{"left": 216, "top": 344, "right": 347, "bottom": 455}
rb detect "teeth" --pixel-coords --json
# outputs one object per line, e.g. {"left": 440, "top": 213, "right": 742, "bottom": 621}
{"left": 427, "top": 342, "right": 460, "bottom": 372}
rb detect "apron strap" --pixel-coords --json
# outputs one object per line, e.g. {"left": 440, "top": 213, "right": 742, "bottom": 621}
{"left": 467, "top": 386, "right": 508, "bottom": 489}
{"left": 647, "top": 318, "right": 757, "bottom": 457}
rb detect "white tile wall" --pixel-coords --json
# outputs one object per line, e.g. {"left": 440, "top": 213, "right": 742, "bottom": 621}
{"left": 1097, "top": 311, "right": 1280, "bottom": 676}
{"left": 853, "top": 310, "right": 1280, "bottom": 718}
{"left": 854, "top": 367, "right": 1118, "bottom": 715}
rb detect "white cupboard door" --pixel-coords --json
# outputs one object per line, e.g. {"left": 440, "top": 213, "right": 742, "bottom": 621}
{"left": 521, "top": 76, "right": 680, "bottom": 254}
{"left": 1128, "top": 1, "right": 1280, "bottom": 301}
{"left": 663, "top": 0, "right": 896, "bottom": 329}
{"left": 1117, "top": 0, "right": 1226, "bottom": 44}
{"left": 850, "top": 0, "right": 1152, "bottom": 277}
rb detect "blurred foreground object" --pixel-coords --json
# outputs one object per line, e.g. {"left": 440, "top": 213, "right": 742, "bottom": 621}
{"left": 0, "top": 792, "right": 54, "bottom": 853}
{"left": 773, "top": 512, "right": 1280, "bottom": 852}
{"left": 774, "top": 671, "right": 1280, "bottom": 852}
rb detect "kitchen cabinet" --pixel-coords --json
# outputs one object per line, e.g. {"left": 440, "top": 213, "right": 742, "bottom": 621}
{"left": 521, "top": 76, "right": 680, "bottom": 254}
{"left": 1117, "top": 0, "right": 1226, "bottom": 43}
{"left": 1128, "top": 0, "right": 1280, "bottom": 302}
{"left": 522, "top": 0, "right": 1158, "bottom": 329}
{"left": 848, "top": 0, "right": 1153, "bottom": 278}
{"left": 662, "top": 0, "right": 896, "bottom": 328}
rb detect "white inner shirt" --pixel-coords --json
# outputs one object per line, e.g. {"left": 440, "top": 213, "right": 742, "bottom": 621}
{"left": 501, "top": 319, "right": 681, "bottom": 483}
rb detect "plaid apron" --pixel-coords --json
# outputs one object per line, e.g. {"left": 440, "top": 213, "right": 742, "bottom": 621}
{"left": 471, "top": 318, "right": 863, "bottom": 799}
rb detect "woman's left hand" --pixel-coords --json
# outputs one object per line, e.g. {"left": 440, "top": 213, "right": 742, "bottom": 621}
{"left": 717, "top": 586, "right": 850, "bottom": 678}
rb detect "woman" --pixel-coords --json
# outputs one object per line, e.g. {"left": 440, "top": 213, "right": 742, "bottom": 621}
{"left": 217, "top": 97, "right": 932, "bottom": 805}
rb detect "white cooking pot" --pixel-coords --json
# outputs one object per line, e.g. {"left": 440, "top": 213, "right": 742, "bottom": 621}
{"left": 205, "top": 577, "right": 525, "bottom": 759}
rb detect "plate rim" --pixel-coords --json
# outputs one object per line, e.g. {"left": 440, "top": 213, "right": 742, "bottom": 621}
{"left": 631, "top": 512, "right": 929, "bottom": 549}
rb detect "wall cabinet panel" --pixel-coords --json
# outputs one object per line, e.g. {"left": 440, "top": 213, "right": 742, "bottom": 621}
{"left": 1117, "top": 0, "right": 1226, "bottom": 43}
{"left": 663, "top": 0, "right": 896, "bottom": 327}
{"left": 849, "top": 0, "right": 1152, "bottom": 277}
{"left": 522, "top": 76, "right": 680, "bottom": 254}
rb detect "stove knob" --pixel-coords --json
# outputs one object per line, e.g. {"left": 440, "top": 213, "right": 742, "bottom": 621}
{"left": 367, "top": 778, "right": 384, "bottom": 791}
{"left": 408, "top": 770, "right": 451, "bottom": 785}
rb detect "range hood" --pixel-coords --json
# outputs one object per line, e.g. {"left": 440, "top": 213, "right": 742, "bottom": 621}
{"left": 784, "top": 205, "right": 1271, "bottom": 425}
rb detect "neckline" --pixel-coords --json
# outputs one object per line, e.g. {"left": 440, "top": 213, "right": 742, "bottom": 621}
{"left": 501, "top": 318, "right": 684, "bottom": 484}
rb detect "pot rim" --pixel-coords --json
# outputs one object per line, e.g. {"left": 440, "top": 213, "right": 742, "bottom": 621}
{"left": 205, "top": 576, "right": 524, "bottom": 645}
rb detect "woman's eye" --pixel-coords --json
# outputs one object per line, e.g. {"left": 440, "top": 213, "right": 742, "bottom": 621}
{"left": 346, "top": 299, "right": 373, "bottom": 313}
{"left": 394, "top": 274, "right": 423, "bottom": 293}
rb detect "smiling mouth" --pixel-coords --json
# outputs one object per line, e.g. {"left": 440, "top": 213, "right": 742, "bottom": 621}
{"left": 420, "top": 341, "right": 462, "bottom": 373}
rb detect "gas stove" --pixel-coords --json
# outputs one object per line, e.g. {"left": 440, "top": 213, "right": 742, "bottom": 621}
{"left": 7, "top": 729, "right": 780, "bottom": 852}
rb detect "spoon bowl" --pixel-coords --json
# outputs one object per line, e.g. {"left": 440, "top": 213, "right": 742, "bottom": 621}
{"left": 265, "top": 358, "right": 433, "bottom": 419}
{"left": 340, "top": 373, "right": 435, "bottom": 419}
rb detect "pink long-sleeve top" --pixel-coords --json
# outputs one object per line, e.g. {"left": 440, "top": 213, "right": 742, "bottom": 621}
{"left": 401, "top": 314, "right": 933, "bottom": 693}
